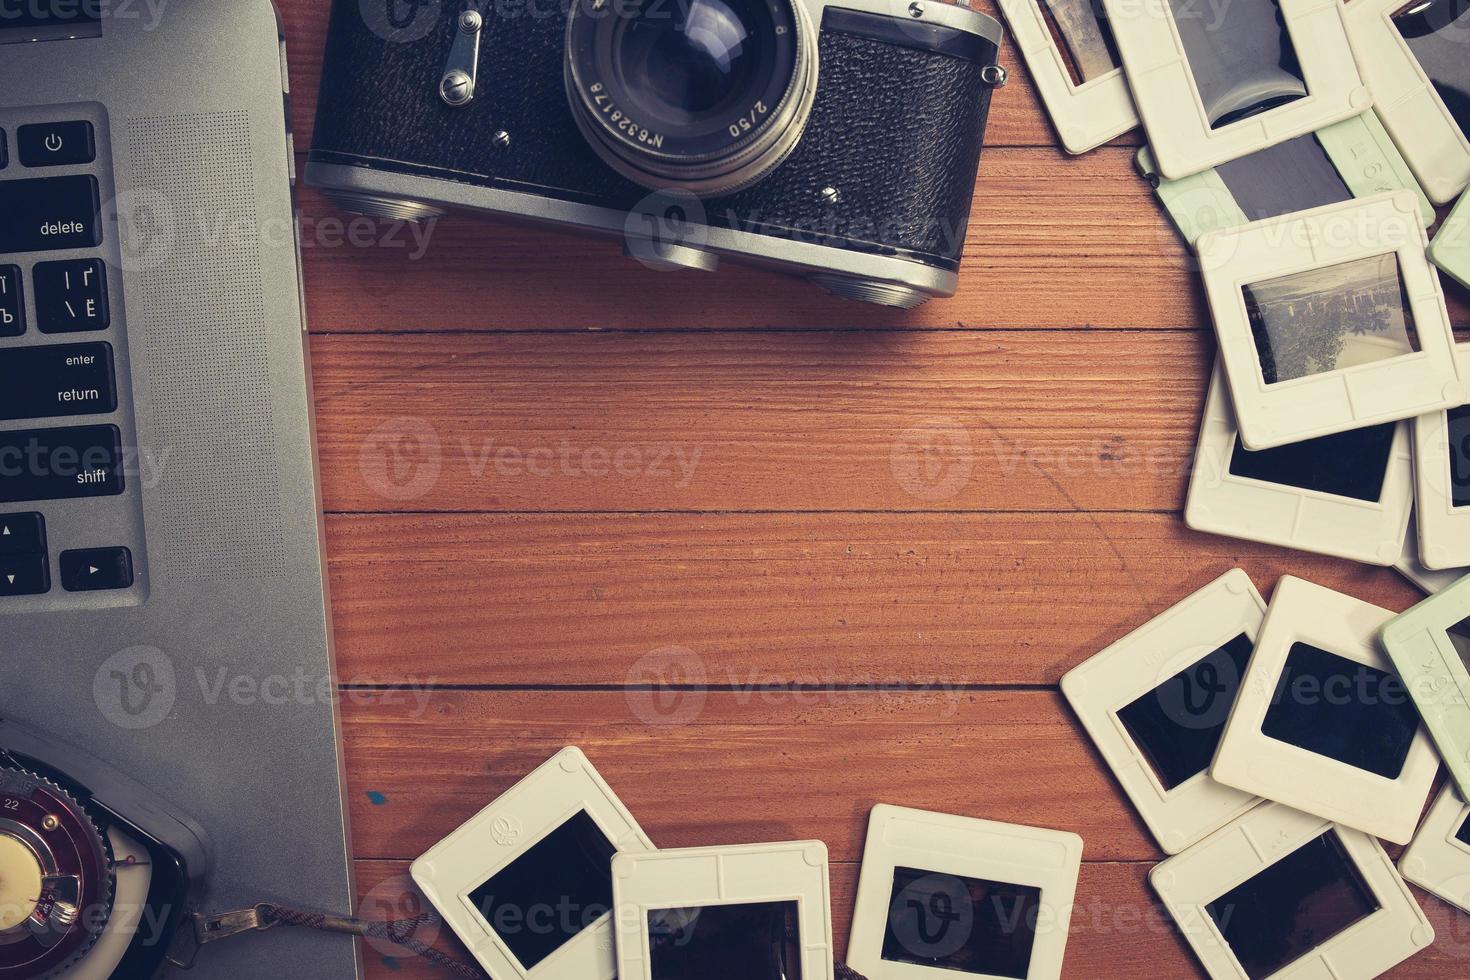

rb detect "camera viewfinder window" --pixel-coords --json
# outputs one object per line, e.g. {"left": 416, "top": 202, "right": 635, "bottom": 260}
{"left": 1115, "top": 633, "right": 1255, "bottom": 791}
{"left": 1244, "top": 253, "right": 1421, "bottom": 385}
{"left": 1170, "top": 0, "right": 1307, "bottom": 129}
{"left": 468, "top": 810, "right": 618, "bottom": 970}
{"left": 1391, "top": 0, "right": 1470, "bottom": 141}
{"left": 881, "top": 866, "right": 1042, "bottom": 978}
{"left": 1215, "top": 135, "right": 1354, "bottom": 223}
{"left": 1204, "top": 831, "right": 1380, "bottom": 980}
{"left": 1261, "top": 642, "right": 1420, "bottom": 778}
{"left": 1039, "top": 0, "right": 1122, "bottom": 86}
{"left": 647, "top": 901, "right": 802, "bottom": 980}
{"left": 1449, "top": 616, "right": 1470, "bottom": 677}
{"left": 1228, "top": 423, "right": 1397, "bottom": 502}
{"left": 1451, "top": 405, "right": 1470, "bottom": 508}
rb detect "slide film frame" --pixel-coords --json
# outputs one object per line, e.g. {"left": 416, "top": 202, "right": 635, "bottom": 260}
{"left": 1151, "top": 801, "right": 1433, "bottom": 980}
{"left": 1398, "top": 510, "right": 1469, "bottom": 594}
{"left": 1381, "top": 573, "right": 1470, "bottom": 799}
{"left": 410, "top": 747, "right": 656, "bottom": 980}
{"left": 994, "top": 0, "right": 1138, "bottom": 153}
{"left": 1400, "top": 784, "right": 1470, "bottom": 916}
{"left": 1342, "top": 0, "right": 1470, "bottom": 204}
{"left": 1415, "top": 342, "right": 1470, "bottom": 569}
{"left": 1211, "top": 576, "right": 1438, "bottom": 844}
{"left": 1136, "top": 112, "right": 1433, "bottom": 246}
{"left": 1100, "top": 0, "right": 1367, "bottom": 180}
{"left": 1199, "top": 191, "right": 1464, "bottom": 450}
{"left": 1429, "top": 188, "right": 1470, "bottom": 291}
{"left": 1185, "top": 364, "right": 1413, "bottom": 566}
{"left": 846, "top": 804, "right": 1083, "bottom": 980}
{"left": 1060, "top": 569, "right": 1262, "bottom": 854}
{"left": 611, "top": 841, "right": 834, "bottom": 980}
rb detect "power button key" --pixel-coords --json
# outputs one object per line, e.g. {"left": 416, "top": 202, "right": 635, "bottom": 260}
{"left": 17, "top": 121, "right": 96, "bottom": 167}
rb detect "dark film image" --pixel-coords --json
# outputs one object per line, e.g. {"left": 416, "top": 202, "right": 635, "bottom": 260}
{"left": 1261, "top": 642, "right": 1420, "bottom": 779}
{"left": 1450, "top": 404, "right": 1470, "bottom": 508}
{"left": 1391, "top": 0, "right": 1470, "bottom": 141}
{"left": 1039, "top": 0, "right": 1121, "bottom": 85}
{"left": 882, "top": 866, "right": 1042, "bottom": 978}
{"left": 468, "top": 810, "right": 618, "bottom": 970}
{"left": 1450, "top": 616, "right": 1470, "bottom": 676}
{"left": 1170, "top": 0, "right": 1306, "bottom": 129}
{"left": 1205, "top": 831, "right": 1381, "bottom": 980}
{"left": 1457, "top": 808, "right": 1470, "bottom": 849}
{"left": 1244, "top": 253, "right": 1421, "bottom": 384}
{"left": 647, "top": 901, "right": 803, "bottom": 980}
{"left": 1228, "top": 422, "right": 1398, "bottom": 503}
{"left": 1215, "top": 135, "right": 1354, "bottom": 224}
{"left": 1115, "top": 634, "right": 1255, "bottom": 790}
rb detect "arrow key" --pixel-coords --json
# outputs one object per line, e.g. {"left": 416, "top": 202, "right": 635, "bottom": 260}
{"left": 0, "top": 513, "right": 45, "bottom": 557}
{"left": 60, "top": 547, "right": 132, "bottom": 592}
{"left": 0, "top": 556, "right": 49, "bottom": 596}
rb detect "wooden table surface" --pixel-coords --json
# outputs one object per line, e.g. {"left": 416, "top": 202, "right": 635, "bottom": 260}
{"left": 274, "top": 1, "right": 1470, "bottom": 975}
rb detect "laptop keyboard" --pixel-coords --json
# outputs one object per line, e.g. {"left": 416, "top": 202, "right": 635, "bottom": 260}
{"left": 0, "top": 105, "right": 145, "bottom": 607}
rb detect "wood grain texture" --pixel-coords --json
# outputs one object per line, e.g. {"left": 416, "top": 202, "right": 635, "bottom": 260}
{"left": 310, "top": 329, "right": 1215, "bottom": 513}
{"left": 326, "top": 512, "right": 1420, "bottom": 687}
{"left": 351, "top": 858, "right": 1470, "bottom": 979}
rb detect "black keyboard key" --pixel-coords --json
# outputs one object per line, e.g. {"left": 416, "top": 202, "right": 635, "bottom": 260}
{"left": 60, "top": 547, "right": 132, "bottom": 592}
{"left": 17, "top": 121, "right": 95, "bottom": 168}
{"left": 0, "top": 130, "right": 7, "bottom": 170}
{"left": 0, "top": 343, "right": 116, "bottom": 420}
{"left": 0, "top": 265, "right": 21, "bottom": 336}
{"left": 34, "top": 259, "right": 108, "bottom": 332}
{"left": 0, "top": 175, "right": 100, "bottom": 254}
{"left": 0, "top": 424, "right": 123, "bottom": 502}
{"left": 0, "top": 513, "right": 45, "bottom": 556}
{"left": 0, "top": 556, "right": 49, "bottom": 596}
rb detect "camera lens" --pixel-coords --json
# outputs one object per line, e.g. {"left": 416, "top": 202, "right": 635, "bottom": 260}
{"left": 566, "top": 0, "right": 817, "bottom": 195}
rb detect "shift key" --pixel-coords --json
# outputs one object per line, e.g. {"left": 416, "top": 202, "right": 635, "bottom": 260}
{"left": 0, "top": 424, "right": 123, "bottom": 502}
{"left": 0, "top": 343, "right": 116, "bottom": 420}
{"left": 0, "top": 175, "right": 101, "bottom": 253}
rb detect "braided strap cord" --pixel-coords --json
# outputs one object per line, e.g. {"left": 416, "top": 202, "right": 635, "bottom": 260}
{"left": 257, "top": 904, "right": 871, "bottom": 980}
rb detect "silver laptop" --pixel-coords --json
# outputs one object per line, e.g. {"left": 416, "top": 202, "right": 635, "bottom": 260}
{"left": 0, "top": 1, "right": 359, "bottom": 977}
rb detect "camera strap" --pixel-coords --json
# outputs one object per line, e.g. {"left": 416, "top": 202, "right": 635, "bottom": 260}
{"left": 172, "top": 903, "right": 875, "bottom": 980}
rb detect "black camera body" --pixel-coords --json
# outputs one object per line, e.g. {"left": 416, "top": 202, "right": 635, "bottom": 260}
{"left": 307, "top": 0, "right": 1007, "bottom": 307}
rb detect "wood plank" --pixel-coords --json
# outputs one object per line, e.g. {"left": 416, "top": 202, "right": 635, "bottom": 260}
{"left": 326, "top": 512, "right": 1420, "bottom": 687}
{"left": 341, "top": 690, "right": 1155, "bottom": 862}
{"left": 278, "top": 0, "right": 1095, "bottom": 157}
{"left": 311, "top": 329, "right": 1218, "bottom": 513}
{"left": 350, "top": 858, "right": 1470, "bottom": 979}
{"left": 295, "top": 149, "right": 1215, "bottom": 332}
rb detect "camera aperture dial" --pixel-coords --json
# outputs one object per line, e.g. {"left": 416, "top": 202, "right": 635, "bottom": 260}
{"left": 565, "top": 0, "right": 817, "bottom": 195}
{"left": 0, "top": 765, "right": 113, "bottom": 980}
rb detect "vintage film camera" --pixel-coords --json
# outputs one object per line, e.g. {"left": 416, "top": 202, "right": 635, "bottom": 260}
{"left": 0, "top": 720, "right": 209, "bottom": 980}
{"left": 307, "top": 0, "right": 1008, "bottom": 308}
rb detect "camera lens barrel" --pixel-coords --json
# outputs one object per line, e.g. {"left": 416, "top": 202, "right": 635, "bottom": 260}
{"left": 565, "top": 0, "right": 818, "bottom": 196}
